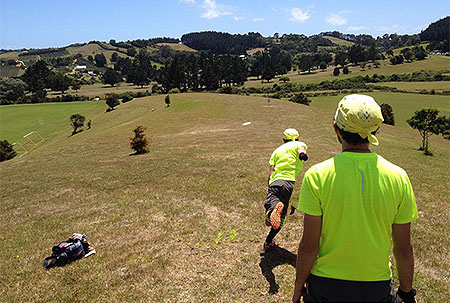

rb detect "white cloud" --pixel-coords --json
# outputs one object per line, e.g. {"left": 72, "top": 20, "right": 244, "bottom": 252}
{"left": 326, "top": 13, "right": 347, "bottom": 26}
{"left": 201, "top": 0, "right": 231, "bottom": 19}
{"left": 289, "top": 8, "right": 310, "bottom": 23}
{"left": 347, "top": 26, "right": 367, "bottom": 32}
{"left": 253, "top": 17, "right": 264, "bottom": 22}
{"left": 234, "top": 16, "right": 244, "bottom": 21}
{"left": 180, "top": 0, "right": 196, "bottom": 3}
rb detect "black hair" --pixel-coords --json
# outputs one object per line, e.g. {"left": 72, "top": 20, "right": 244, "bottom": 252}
{"left": 337, "top": 127, "right": 378, "bottom": 145}
{"left": 283, "top": 138, "right": 298, "bottom": 143}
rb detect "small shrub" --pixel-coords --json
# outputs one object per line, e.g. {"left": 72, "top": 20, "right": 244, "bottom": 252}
{"left": 289, "top": 93, "right": 311, "bottom": 106}
{"left": 343, "top": 66, "right": 349, "bottom": 74}
{"left": 106, "top": 94, "right": 120, "bottom": 110}
{"left": 122, "top": 93, "right": 134, "bottom": 103}
{"left": 380, "top": 103, "right": 395, "bottom": 126}
{"left": 165, "top": 95, "right": 171, "bottom": 107}
{"left": 333, "top": 67, "right": 340, "bottom": 76}
{"left": 130, "top": 126, "right": 149, "bottom": 154}
{"left": 168, "top": 88, "right": 180, "bottom": 94}
{"left": 0, "top": 140, "right": 17, "bottom": 162}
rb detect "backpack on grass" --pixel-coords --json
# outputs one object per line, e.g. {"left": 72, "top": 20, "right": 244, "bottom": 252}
{"left": 43, "top": 233, "right": 95, "bottom": 269}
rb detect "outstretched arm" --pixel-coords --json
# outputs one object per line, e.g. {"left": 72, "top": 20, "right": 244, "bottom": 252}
{"left": 392, "top": 223, "right": 414, "bottom": 292}
{"left": 293, "top": 214, "right": 322, "bottom": 303}
{"left": 298, "top": 146, "right": 308, "bottom": 161}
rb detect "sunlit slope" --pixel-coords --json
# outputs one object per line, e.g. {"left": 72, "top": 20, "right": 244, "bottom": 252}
{"left": 1, "top": 93, "right": 449, "bottom": 302}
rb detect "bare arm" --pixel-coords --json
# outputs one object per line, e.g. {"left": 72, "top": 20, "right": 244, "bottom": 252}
{"left": 298, "top": 146, "right": 308, "bottom": 161}
{"left": 268, "top": 165, "right": 274, "bottom": 185}
{"left": 392, "top": 223, "right": 414, "bottom": 292}
{"left": 293, "top": 214, "right": 322, "bottom": 303}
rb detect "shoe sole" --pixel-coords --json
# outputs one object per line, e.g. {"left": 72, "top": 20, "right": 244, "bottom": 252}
{"left": 270, "top": 202, "right": 284, "bottom": 230}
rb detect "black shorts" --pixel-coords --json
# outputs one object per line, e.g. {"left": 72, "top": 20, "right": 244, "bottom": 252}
{"left": 264, "top": 179, "right": 295, "bottom": 217}
{"left": 304, "top": 274, "right": 395, "bottom": 302}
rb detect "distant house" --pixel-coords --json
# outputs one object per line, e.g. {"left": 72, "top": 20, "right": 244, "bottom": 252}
{"left": 76, "top": 65, "right": 87, "bottom": 70}
{"left": 87, "top": 71, "right": 96, "bottom": 76}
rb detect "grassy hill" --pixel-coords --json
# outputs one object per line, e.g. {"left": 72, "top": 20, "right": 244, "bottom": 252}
{"left": 0, "top": 93, "right": 449, "bottom": 302}
{"left": 322, "top": 35, "right": 355, "bottom": 47}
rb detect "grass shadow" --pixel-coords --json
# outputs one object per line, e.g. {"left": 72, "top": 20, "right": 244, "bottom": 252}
{"left": 259, "top": 246, "right": 296, "bottom": 294}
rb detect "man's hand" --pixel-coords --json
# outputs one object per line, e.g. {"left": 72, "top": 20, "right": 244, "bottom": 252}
{"left": 292, "top": 283, "right": 306, "bottom": 303}
{"left": 395, "top": 288, "right": 416, "bottom": 303}
{"left": 299, "top": 152, "right": 308, "bottom": 161}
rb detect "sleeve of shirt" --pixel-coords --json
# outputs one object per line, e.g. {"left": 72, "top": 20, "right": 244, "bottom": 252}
{"left": 269, "top": 150, "right": 276, "bottom": 166}
{"left": 393, "top": 173, "right": 418, "bottom": 224}
{"left": 298, "top": 167, "right": 323, "bottom": 216}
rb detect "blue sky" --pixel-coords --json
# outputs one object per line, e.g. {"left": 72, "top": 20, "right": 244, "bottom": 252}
{"left": 0, "top": 0, "right": 448, "bottom": 49}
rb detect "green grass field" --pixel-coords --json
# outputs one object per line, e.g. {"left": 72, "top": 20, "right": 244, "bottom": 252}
{"left": 379, "top": 81, "right": 450, "bottom": 92}
{"left": 0, "top": 93, "right": 449, "bottom": 302}
{"left": 322, "top": 36, "right": 355, "bottom": 47}
{"left": 0, "top": 101, "right": 105, "bottom": 154}
{"left": 244, "top": 55, "right": 450, "bottom": 87}
{"left": 310, "top": 92, "right": 450, "bottom": 129}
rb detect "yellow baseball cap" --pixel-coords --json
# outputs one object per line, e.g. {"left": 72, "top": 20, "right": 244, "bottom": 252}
{"left": 334, "top": 94, "right": 384, "bottom": 145}
{"left": 283, "top": 128, "right": 299, "bottom": 141}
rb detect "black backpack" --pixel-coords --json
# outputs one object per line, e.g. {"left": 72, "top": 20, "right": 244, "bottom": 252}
{"left": 43, "top": 238, "right": 86, "bottom": 268}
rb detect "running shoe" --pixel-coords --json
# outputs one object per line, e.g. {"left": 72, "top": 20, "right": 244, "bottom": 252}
{"left": 263, "top": 240, "right": 279, "bottom": 252}
{"left": 270, "top": 202, "right": 284, "bottom": 230}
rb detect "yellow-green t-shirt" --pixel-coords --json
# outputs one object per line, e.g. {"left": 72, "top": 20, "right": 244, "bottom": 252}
{"left": 298, "top": 152, "right": 417, "bottom": 281}
{"left": 269, "top": 141, "right": 308, "bottom": 185}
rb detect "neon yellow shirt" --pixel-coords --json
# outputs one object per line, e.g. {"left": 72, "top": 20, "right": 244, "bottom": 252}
{"left": 298, "top": 152, "right": 417, "bottom": 281}
{"left": 269, "top": 141, "right": 308, "bottom": 185}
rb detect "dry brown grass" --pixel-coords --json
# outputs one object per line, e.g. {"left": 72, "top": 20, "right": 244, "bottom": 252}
{"left": 1, "top": 93, "right": 449, "bottom": 302}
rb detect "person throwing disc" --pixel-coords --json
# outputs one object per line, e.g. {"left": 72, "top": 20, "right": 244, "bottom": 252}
{"left": 263, "top": 128, "right": 308, "bottom": 251}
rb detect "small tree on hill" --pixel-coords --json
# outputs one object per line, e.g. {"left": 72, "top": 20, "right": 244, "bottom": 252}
{"left": 106, "top": 94, "right": 120, "bottom": 111}
{"left": 407, "top": 108, "right": 445, "bottom": 155}
{"left": 0, "top": 140, "right": 17, "bottom": 162}
{"left": 289, "top": 93, "right": 311, "bottom": 106}
{"left": 165, "top": 95, "right": 171, "bottom": 107}
{"left": 333, "top": 67, "right": 340, "bottom": 76}
{"left": 130, "top": 126, "right": 149, "bottom": 154}
{"left": 342, "top": 66, "right": 349, "bottom": 74}
{"left": 279, "top": 76, "right": 290, "bottom": 83}
{"left": 95, "top": 53, "right": 107, "bottom": 67}
{"left": 70, "top": 114, "right": 86, "bottom": 135}
{"left": 71, "top": 80, "right": 81, "bottom": 93}
{"left": 50, "top": 73, "right": 72, "bottom": 94}
{"left": 380, "top": 103, "right": 395, "bottom": 126}
{"left": 319, "top": 61, "right": 327, "bottom": 70}
{"left": 103, "top": 68, "right": 121, "bottom": 87}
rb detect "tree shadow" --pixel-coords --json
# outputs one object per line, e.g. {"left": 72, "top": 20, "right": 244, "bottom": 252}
{"left": 259, "top": 246, "right": 296, "bottom": 294}
{"left": 69, "top": 129, "right": 84, "bottom": 137}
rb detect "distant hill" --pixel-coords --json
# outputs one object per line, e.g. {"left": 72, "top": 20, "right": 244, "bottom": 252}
{"left": 420, "top": 16, "right": 450, "bottom": 42}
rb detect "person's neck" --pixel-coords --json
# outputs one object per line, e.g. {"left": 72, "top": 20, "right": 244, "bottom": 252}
{"left": 341, "top": 142, "right": 371, "bottom": 153}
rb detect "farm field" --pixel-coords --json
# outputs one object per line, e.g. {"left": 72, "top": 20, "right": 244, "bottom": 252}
{"left": 322, "top": 35, "right": 355, "bottom": 47}
{"left": 310, "top": 92, "right": 450, "bottom": 128}
{"left": 244, "top": 55, "right": 450, "bottom": 87}
{"left": 1, "top": 93, "right": 449, "bottom": 302}
{"left": 47, "top": 82, "right": 152, "bottom": 98}
{"left": 379, "top": 81, "right": 450, "bottom": 92}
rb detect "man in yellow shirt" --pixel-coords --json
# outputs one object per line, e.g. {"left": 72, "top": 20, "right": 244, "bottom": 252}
{"left": 263, "top": 128, "right": 308, "bottom": 251}
{"left": 293, "top": 94, "right": 417, "bottom": 302}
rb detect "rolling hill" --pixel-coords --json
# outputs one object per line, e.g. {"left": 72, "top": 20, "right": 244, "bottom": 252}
{"left": 1, "top": 93, "right": 449, "bottom": 302}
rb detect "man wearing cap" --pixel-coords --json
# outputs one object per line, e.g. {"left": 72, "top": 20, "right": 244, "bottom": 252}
{"left": 263, "top": 128, "right": 308, "bottom": 251}
{"left": 293, "top": 94, "right": 417, "bottom": 303}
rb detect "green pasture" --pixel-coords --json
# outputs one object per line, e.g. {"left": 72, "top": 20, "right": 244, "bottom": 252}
{"left": 0, "top": 101, "right": 105, "bottom": 149}
{"left": 310, "top": 92, "right": 450, "bottom": 128}
{"left": 244, "top": 55, "right": 450, "bottom": 87}
{"left": 379, "top": 81, "right": 450, "bottom": 92}
{"left": 0, "top": 93, "right": 449, "bottom": 302}
{"left": 47, "top": 82, "right": 152, "bottom": 98}
{"left": 322, "top": 35, "right": 355, "bottom": 47}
